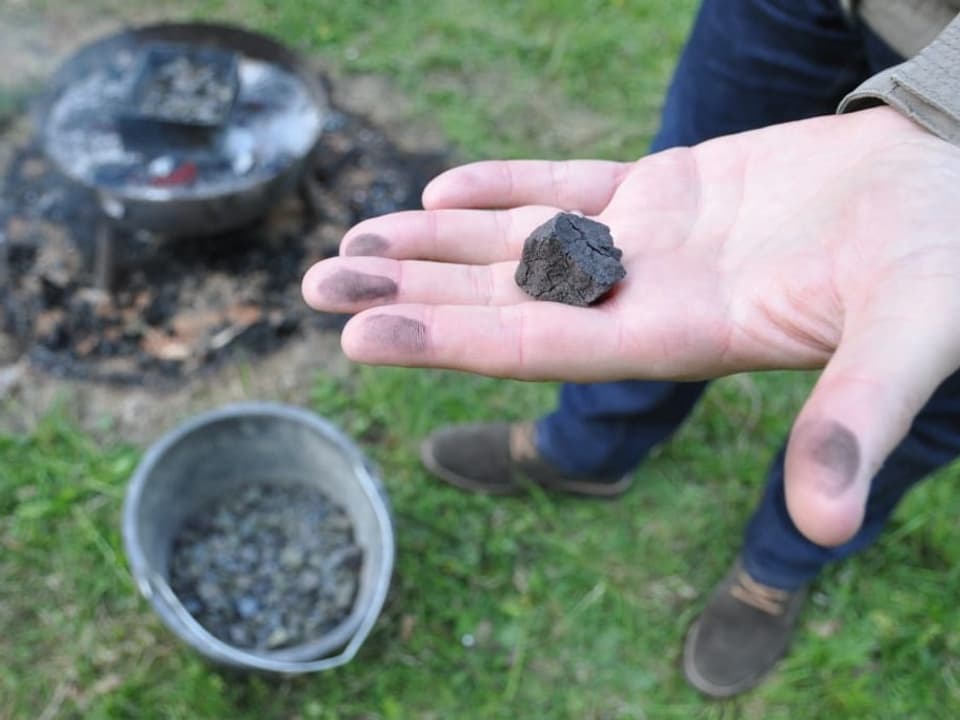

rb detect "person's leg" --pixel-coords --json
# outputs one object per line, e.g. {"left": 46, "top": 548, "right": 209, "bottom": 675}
{"left": 537, "top": 0, "right": 875, "bottom": 479}
{"left": 683, "top": 17, "right": 955, "bottom": 696}
{"left": 602, "top": 0, "right": 924, "bottom": 698}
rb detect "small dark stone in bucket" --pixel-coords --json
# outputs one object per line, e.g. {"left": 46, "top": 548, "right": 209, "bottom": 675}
{"left": 515, "top": 212, "right": 626, "bottom": 306}
{"left": 168, "top": 483, "right": 362, "bottom": 652}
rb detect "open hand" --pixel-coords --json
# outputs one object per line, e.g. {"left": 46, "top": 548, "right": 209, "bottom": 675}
{"left": 302, "top": 107, "right": 960, "bottom": 546}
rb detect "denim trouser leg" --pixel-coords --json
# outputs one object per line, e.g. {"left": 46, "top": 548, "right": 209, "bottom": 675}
{"left": 535, "top": 0, "right": 959, "bottom": 589}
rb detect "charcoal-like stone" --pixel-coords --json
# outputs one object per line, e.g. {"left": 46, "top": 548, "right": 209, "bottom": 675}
{"left": 279, "top": 546, "right": 305, "bottom": 569}
{"left": 168, "top": 482, "right": 362, "bottom": 652}
{"left": 235, "top": 596, "right": 259, "bottom": 618}
{"left": 515, "top": 212, "right": 626, "bottom": 306}
{"left": 265, "top": 626, "right": 291, "bottom": 649}
{"left": 297, "top": 570, "right": 322, "bottom": 592}
{"left": 229, "top": 625, "right": 252, "bottom": 647}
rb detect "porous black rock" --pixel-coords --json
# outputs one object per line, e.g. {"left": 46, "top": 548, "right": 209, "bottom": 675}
{"left": 515, "top": 212, "right": 626, "bottom": 306}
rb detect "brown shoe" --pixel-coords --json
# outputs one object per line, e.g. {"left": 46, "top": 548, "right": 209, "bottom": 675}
{"left": 683, "top": 560, "right": 808, "bottom": 698}
{"left": 420, "top": 421, "right": 632, "bottom": 497}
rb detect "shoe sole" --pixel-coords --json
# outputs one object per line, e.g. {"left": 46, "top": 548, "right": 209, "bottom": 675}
{"left": 420, "top": 439, "right": 633, "bottom": 498}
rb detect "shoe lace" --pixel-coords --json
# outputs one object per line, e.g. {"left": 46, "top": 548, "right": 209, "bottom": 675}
{"left": 729, "top": 570, "right": 789, "bottom": 616}
{"left": 509, "top": 422, "right": 540, "bottom": 463}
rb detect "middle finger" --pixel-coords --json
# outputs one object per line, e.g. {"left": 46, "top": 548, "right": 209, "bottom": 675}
{"left": 302, "top": 256, "right": 529, "bottom": 313}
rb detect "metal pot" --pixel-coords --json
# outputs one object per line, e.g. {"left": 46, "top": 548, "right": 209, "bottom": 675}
{"left": 35, "top": 22, "right": 329, "bottom": 238}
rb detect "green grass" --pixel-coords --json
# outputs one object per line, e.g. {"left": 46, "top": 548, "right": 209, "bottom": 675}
{"left": 181, "top": 0, "right": 695, "bottom": 159}
{"left": 4, "top": 1, "right": 960, "bottom": 718}
{"left": 4, "top": 370, "right": 960, "bottom": 718}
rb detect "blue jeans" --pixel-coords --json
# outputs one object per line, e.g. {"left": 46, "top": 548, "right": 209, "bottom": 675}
{"left": 536, "top": 0, "right": 960, "bottom": 589}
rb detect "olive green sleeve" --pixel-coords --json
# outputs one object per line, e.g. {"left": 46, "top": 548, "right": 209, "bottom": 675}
{"left": 839, "top": 14, "right": 960, "bottom": 145}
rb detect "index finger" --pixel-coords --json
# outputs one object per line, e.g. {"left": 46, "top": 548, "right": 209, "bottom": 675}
{"left": 422, "top": 160, "right": 632, "bottom": 214}
{"left": 341, "top": 206, "right": 557, "bottom": 264}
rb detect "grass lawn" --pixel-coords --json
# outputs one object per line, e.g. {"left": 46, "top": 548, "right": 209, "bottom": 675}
{"left": 4, "top": 1, "right": 960, "bottom": 718}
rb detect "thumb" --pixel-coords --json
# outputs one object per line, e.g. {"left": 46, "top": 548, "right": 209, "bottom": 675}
{"left": 784, "top": 309, "right": 959, "bottom": 547}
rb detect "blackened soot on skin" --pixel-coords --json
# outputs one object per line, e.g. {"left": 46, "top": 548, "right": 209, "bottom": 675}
{"left": 344, "top": 233, "right": 391, "bottom": 257}
{"left": 363, "top": 315, "right": 429, "bottom": 354}
{"left": 798, "top": 420, "right": 862, "bottom": 496}
{"left": 318, "top": 270, "right": 398, "bottom": 303}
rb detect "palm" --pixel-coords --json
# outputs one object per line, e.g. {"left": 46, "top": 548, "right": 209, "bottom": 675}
{"left": 304, "top": 107, "right": 960, "bottom": 381}
{"left": 302, "top": 106, "right": 960, "bottom": 546}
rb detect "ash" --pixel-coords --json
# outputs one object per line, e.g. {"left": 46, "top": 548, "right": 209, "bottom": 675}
{"left": 169, "top": 482, "right": 362, "bottom": 651}
{"left": 0, "top": 99, "right": 446, "bottom": 385}
{"left": 136, "top": 48, "right": 237, "bottom": 126}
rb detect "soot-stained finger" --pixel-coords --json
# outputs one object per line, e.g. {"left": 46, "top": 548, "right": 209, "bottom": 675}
{"left": 342, "top": 303, "right": 638, "bottom": 380}
{"left": 305, "top": 256, "right": 528, "bottom": 312}
{"left": 317, "top": 270, "right": 398, "bottom": 304}
{"left": 343, "top": 233, "right": 391, "bottom": 257}
{"left": 796, "top": 420, "right": 862, "bottom": 497}
{"left": 339, "top": 207, "right": 560, "bottom": 264}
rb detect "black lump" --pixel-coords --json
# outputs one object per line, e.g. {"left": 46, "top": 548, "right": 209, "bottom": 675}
{"left": 514, "top": 212, "right": 626, "bottom": 306}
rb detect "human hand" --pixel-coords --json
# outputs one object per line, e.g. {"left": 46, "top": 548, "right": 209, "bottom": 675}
{"left": 302, "top": 106, "right": 960, "bottom": 546}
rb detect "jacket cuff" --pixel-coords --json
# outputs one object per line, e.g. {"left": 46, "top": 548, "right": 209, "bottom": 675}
{"left": 838, "top": 14, "right": 960, "bottom": 145}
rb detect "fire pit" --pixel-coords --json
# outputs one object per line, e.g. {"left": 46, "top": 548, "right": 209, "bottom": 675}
{"left": 0, "top": 22, "right": 446, "bottom": 385}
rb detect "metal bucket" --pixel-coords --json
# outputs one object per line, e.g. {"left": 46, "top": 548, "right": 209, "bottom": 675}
{"left": 122, "top": 402, "right": 394, "bottom": 673}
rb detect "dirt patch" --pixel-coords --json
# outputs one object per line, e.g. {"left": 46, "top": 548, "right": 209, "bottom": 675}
{"left": 0, "top": 330, "right": 350, "bottom": 444}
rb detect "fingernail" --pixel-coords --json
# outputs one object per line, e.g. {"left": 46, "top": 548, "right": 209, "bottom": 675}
{"left": 344, "top": 233, "right": 390, "bottom": 257}
{"left": 363, "top": 315, "right": 428, "bottom": 354}
{"left": 797, "top": 420, "right": 861, "bottom": 497}
{"left": 318, "top": 270, "right": 397, "bottom": 303}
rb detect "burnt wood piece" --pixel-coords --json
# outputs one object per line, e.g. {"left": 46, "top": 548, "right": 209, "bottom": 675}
{"left": 94, "top": 218, "right": 118, "bottom": 292}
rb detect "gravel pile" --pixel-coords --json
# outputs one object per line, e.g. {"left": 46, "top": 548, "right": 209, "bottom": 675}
{"left": 169, "top": 482, "right": 362, "bottom": 651}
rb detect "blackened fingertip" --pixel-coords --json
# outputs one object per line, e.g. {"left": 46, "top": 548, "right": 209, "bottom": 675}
{"left": 363, "top": 315, "right": 429, "bottom": 354}
{"left": 796, "top": 420, "right": 862, "bottom": 497}
{"left": 318, "top": 270, "right": 397, "bottom": 303}
{"left": 344, "top": 233, "right": 391, "bottom": 257}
